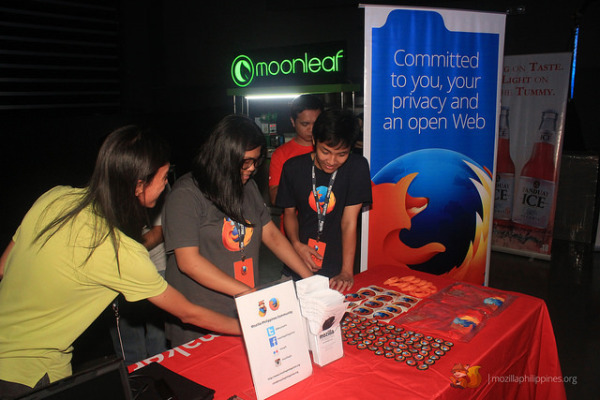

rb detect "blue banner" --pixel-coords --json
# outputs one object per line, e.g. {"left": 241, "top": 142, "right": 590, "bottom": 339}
{"left": 363, "top": 7, "right": 505, "bottom": 284}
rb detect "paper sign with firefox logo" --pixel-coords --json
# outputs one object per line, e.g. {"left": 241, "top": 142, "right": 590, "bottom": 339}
{"left": 235, "top": 279, "right": 312, "bottom": 400}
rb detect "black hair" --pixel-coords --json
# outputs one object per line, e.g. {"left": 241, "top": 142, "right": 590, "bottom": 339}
{"left": 192, "top": 115, "right": 266, "bottom": 224}
{"left": 36, "top": 125, "right": 171, "bottom": 264}
{"left": 290, "top": 94, "right": 324, "bottom": 120}
{"left": 312, "top": 108, "right": 360, "bottom": 149}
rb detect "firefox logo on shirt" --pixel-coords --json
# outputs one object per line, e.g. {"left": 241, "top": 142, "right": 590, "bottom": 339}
{"left": 222, "top": 217, "right": 254, "bottom": 252}
{"left": 308, "top": 186, "right": 337, "bottom": 214}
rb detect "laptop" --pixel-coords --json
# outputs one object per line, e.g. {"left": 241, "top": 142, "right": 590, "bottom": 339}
{"left": 128, "top": 362, "right": 215, "bottom": 400}
{"left": 17, "top": 356, "right": 132, "bottom": 400}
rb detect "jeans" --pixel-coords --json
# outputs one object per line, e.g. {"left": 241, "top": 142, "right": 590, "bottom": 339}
{"left": 109, "top": 296, "right": 168, "bottom": 365}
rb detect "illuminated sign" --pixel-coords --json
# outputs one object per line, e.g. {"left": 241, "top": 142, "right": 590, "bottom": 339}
{"left": 230, "top": 42, "right": 347, "bottom": 88}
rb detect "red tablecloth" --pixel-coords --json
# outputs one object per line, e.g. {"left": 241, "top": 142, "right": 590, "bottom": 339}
{"left": 129, "top": 265, "right": 566, "bottom": 400}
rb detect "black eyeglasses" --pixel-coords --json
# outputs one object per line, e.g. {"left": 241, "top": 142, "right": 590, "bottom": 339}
{"left": 241, "top": 156, "right": 265, "bottom": 170}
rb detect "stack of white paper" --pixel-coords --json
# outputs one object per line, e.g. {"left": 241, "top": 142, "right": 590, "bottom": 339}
{"left": 296, "top": 275, "right": 347, "bottom": 366}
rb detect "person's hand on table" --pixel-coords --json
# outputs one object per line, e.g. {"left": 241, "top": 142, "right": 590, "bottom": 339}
{"left": 292, "top": 241, "right": 322, "bottom": 273}
{"left": 330, "top": 271, "right": 354, "bottom": 292}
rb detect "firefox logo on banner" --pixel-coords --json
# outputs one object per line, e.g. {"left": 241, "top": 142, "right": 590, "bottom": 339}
{"left": 369, "top": 149, "right": 492, "bottom": 283}
{"left": 308, "top": 186, "right": 337, "bottom": 214}
{"left": 222, "top": 217, "right": 254, "bottom": 252}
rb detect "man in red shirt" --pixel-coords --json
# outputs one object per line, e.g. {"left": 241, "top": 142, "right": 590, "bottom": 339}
{"left": 269, "top": 94, "right": 324, "bottom": 205}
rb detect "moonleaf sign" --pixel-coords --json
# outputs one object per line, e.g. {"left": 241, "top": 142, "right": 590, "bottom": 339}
{"left": 229, "top": 42, "right": 347, "bottom": 88}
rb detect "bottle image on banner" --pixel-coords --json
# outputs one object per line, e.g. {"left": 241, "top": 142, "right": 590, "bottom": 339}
{"left": 512, "top": 110, "right": 558, "bottom": 230}
{"left": 493, "top": 107, "right": 515, "bottom": 224}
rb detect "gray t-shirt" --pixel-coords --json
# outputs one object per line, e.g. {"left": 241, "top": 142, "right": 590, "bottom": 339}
{"left": 163, "top": 172, "right": 270, "bottom": 345}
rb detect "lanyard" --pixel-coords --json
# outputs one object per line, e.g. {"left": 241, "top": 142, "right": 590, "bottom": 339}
{"left": 311, "top": 161, "right": 337, "bottom": 242}
{"left": 234, "top": 221, "right": 246, "bottom": 261}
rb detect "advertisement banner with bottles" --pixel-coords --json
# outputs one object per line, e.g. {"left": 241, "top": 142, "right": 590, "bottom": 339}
{"left": 491, "top": 52, "right": 572, "bottom": 259}
{"left": 362, "top": 6, "right": 505, "bottom": 285}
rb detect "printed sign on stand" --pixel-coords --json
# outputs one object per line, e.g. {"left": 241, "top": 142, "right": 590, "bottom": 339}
{"left": 491, "top": 53, "right": 572, "bottom": 259}
{"left": 235, "top": 279, "right": 312, "bottom": 400}
{"left": 362, "top": 5, "right": 506, "bottom": 284}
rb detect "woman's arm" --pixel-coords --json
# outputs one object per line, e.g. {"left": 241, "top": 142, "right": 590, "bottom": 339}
{"left": 174, "top": 246, "right": 250, "bottom": 296}
{"left": 142, "top": 225, "right": 163, "bottom": 251}
{"left": 262, "top": 220, "right": 313, "bottom": 278}
{"left": 148, "top": 285, "right": 241, "bottom": 335}
{"left": 0, "top": 240, "right": 15, "bottom": 279}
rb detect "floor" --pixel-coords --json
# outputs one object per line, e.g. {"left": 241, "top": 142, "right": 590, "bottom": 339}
{"left": 486, "top": 239, "right": 600, "bottom": 399}
{"left": 73, "top": 237, "right": 599, "bottom": 399}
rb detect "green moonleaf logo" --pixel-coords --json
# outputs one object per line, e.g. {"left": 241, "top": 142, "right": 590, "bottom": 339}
{"left": 231, "top": 55, "right": 254, "bottom": 87}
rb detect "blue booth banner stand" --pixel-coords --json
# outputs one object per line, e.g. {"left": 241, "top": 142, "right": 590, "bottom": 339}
{"left": 362, "top": 6, "right": 506, "bottom": 285}
{"left": 491, "top": 53, "right": 571, "bottom": 260}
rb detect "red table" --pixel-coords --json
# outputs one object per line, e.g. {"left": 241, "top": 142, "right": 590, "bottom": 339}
{"left": 129, "top": 265, "right": 566, "bottom": 400}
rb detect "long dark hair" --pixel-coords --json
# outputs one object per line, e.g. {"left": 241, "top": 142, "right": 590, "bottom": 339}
{"left": 36, "top": 125, "right": 170, "bottom": 263}
{"left": 192, "top": 115, "right": 265, "bottom": 224}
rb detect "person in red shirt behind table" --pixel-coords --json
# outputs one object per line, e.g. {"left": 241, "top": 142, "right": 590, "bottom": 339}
{"left": 268, "top": 94, "right": 324, "bottom": 206}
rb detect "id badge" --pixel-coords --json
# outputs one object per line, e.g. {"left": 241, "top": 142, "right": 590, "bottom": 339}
{"left": 234, "top": 258, "right": 255, "bottom": 288}
{"left": 308, "top": 238, "right": 326, "bottom": 267}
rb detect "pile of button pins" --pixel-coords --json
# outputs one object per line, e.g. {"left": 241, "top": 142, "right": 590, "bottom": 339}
{"left": 341, "top": 314, "right": 453, "bottom": 370}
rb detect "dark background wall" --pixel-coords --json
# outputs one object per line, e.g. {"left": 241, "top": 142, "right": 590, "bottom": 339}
{"left": 1, "top": 0, "right": 598, "bottom": 247}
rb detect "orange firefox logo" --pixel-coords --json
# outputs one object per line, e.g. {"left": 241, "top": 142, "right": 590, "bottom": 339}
{"left": 221, "top": 217, "right": 253, "bottom": 252}
{"left": 308, "top": 186, "right": 336, "bottom": 215}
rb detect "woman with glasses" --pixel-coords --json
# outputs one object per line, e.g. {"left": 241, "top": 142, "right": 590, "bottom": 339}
{"left": 162, "top": 115, "right": 313, "bottom": 347}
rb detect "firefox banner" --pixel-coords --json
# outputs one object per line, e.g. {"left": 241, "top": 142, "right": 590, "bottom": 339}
{"left": 363, "top": 6, "right": 506, "bottom": 284}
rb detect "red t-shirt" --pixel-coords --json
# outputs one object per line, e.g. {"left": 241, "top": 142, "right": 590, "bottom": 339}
{"left": 269, "top": 139, "right": 313, "bottom": 188}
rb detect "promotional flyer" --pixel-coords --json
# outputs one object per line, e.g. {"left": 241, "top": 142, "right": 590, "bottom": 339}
{"left": 235, "top": 279, "right": 312, "bottom": 400}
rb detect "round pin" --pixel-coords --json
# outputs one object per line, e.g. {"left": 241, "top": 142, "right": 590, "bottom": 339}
{"left": 375, "top": 349, "right": 385, "bottom": 356}
{"left": 425, "top": 359, "right": 435, "bottom": 365}
{"left": 414, "top": 354, "right": 424, "bottom": 361}
{"left": 417, "top": 363, "right": 429, "bottom": 370}
{"left": 385, "top": 352, "right": 395, "bottom": 358}
{"left": 393, "top": 347, "right": 403, "bottom": 354}
{"left": 440, "top": 345, "right": 450, "bottom": 352}
{"left": 406, "top": 359, "right": 417, "bottom": 367}
{"left": 357, "top": 343, "right": 367, "bottom": 350}
{"left": 434, "top": 350, "right": 445, "bottom": 356}
{"left": 395, "top": 355, "right": 406, "bottom": 362}
{"left": 444, "top": 341, "right": 454, "bottom": 347}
